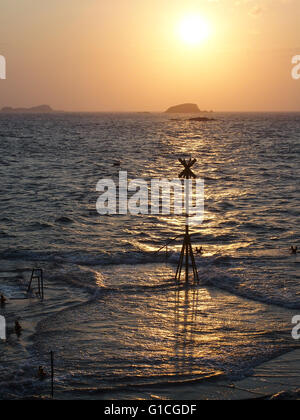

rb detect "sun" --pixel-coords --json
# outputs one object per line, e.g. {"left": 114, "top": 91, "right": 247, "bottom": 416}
{"left": 178, "top": 15, "right": 211, "bottom": 46}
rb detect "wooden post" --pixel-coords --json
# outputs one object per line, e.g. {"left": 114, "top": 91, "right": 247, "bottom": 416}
{"left": 27, "top": 269, "right": 35, "bottom": 294}
{"left": 27, "top": 268, "right": 44, "bottom": 300}
{"left": 41, "top": 269, "right": 44, "bottom": 301}
{"left": 185, "top": 226, "right": 189, "bottom": 284}
{"left": 175, "top": 158, "right": 200, "bottom": 286}
{"left": 38, "top": 276, "right": 41, "bottom": 297}
{"left": 50, "top": 351, "right": 54, "bottom": 399}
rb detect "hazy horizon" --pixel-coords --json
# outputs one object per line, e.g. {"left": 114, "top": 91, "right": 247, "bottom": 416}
{"left": 1, "top": 0, "right": 299, "bottom": 112}
{"left": 2, "top": 106, "right": 300, "bottom": 113}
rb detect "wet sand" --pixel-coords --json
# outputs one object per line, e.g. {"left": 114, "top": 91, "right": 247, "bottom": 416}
{"left": 125, "top": 349, "right": 300, "bottom": 400}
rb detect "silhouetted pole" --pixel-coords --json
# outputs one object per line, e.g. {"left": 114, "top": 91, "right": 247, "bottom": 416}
{"left": 27, "top": 268, "right": 44, "bottom": 300}
{"left": 185, "top": 210, "right": 189, "bottom": 284}
{"left": 41, "top": 270, "right": 44, "bottom": 301}
{"left": 175, "top": 158, "right": 199, "bottom": 285}
{"left": 50, "top": 351, "right": 54, "bottom": 399}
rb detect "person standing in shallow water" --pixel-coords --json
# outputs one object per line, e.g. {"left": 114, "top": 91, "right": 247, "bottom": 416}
{"left": 0, "top": 294, "right": 6, "bottom": 305}
{"left": 15, "top": 320, "right": 22, "bottom": 336}
{"left": 37, "top": 366, "right": 47, "bottom": 380}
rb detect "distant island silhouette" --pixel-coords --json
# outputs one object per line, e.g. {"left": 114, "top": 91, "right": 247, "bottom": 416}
{"left": 1, "top": 105, "right": 54, "bottom": 113}
{"left": 165, "top": 103, "right": 213, "bottom": 113}
{"left": 171, "top": 116, "right": 216, "bottom": 122}
{"left": 188, "top": 116, "right": 215, "bottom": 122}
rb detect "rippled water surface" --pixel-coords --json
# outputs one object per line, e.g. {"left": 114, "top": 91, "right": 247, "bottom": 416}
{"left": 0, "top": 112, "right": 299, "bottom": 399}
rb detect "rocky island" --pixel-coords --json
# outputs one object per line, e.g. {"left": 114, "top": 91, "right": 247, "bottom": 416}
{"left": 165, "top": 103, "right": 213, "bottom": 114}
{"left": 165, "top": 103, "right": 201, "bottom": 113}
{"left": 1, "top": 105, "right": 54, "bottom": 113}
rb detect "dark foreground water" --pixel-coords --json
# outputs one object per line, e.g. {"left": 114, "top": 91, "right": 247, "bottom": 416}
{"left": 0, "top": 112, "right": 299, "bottom": 399}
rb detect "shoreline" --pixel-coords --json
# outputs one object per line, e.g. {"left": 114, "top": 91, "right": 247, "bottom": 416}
{"left": 1, "top": 264, "right": 299, "bottom": 400}
{"left": 115, "top": 348, "right": 300, "bottom": 401}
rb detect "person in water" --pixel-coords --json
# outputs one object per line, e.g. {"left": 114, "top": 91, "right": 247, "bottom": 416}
{"left": 15, "top": 320, "right": 22, "bottom": 335}
{"left": 291, "top": 246, "right": 298, "bottom": 255}
{"left": 195, "top": 246, "right": 203, "bottom": 255}
{"left": 0, "top": 294, "right": 6, "bottom": 305}
{"left": 37, "top": 366, "right": 47, "bottom": 380}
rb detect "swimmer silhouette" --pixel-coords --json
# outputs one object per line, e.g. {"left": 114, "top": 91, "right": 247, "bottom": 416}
{"left": 291, "top": 246, "right": 298, "bottom": 255}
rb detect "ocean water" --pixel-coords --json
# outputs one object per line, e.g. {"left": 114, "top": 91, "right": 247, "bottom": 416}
{"left": 0, "top": 112, "right": 299, "bottom": 399}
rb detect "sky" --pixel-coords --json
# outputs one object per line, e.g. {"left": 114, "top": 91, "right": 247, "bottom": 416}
{"left": 0, "top": 0, "right": 299, "bottom": 112}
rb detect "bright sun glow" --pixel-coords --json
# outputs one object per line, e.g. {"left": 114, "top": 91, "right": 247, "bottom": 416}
{"left": 178, "top": 15, "right": 211, "bottom": 45}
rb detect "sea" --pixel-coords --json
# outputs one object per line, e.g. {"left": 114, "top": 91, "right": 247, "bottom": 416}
{"left": 0, "top": 112, "right": 299, "bottom": 399}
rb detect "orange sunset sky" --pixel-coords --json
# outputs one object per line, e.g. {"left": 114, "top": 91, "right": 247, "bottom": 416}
{"left": 0, "top": 0, "right": 299, "bottom": 112}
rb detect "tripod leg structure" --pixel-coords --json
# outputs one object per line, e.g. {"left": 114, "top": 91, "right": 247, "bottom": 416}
{"left": 175, "top": 234, "right": 199, "bottom": 285}
{"left": 26, "top": 268, "right": 44, "bottom": 300}
{"left": 189, "top": 242, "right": 199, "bottom": 284}
{"left": 175, "top": 241, "right": 185, "bottom": 283}
{"left": 27, "top": 269, "right": 35, "bottom": 294}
